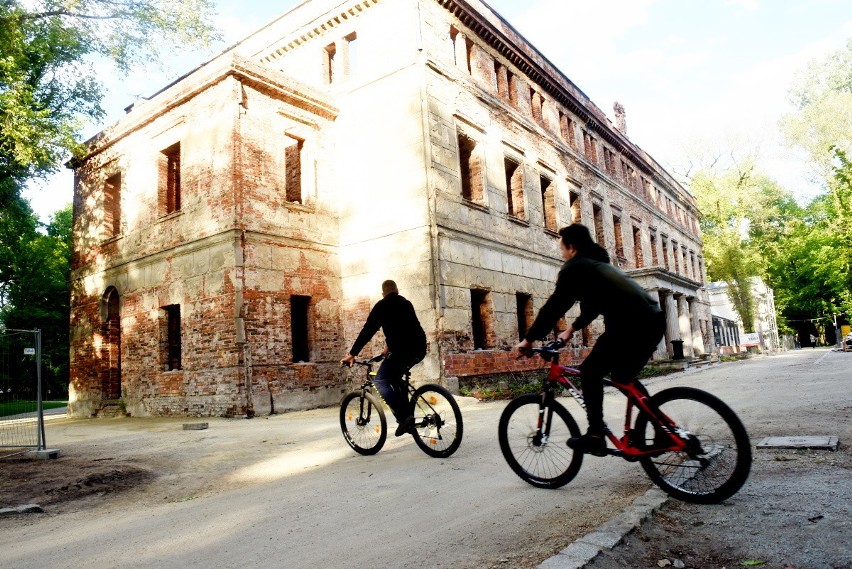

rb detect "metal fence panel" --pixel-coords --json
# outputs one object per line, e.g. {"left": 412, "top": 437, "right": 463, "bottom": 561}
{"left": 0, "top": 329, "right": 45, "bottom": 457}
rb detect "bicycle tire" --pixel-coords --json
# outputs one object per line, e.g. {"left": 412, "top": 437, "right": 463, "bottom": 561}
{"left": 340, "top": 390, "right": 387, "bottom": 455}
{"left": 409, "top": 384, "right": 463, "bottom": 458}
{"left": 498, "top": 394, "right": 583, "bottom": 489}
{"left": 634, "top": 386, "right": 751, "bottom": 504}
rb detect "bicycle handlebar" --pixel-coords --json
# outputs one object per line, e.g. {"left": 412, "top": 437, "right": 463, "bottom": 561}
{"left": 341, "top": 354, "right": 385, "bottom": 368}
{"left": 520, "top": 338, "right": 565, "bottom": 361}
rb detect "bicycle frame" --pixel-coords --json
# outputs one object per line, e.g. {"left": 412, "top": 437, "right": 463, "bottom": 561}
{"left": 537, "top": 345, "right": 689, "bottom": 460}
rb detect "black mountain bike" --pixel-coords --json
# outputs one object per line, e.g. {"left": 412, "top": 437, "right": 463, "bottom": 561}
{"left": 340, "top": 355, "right": 463, "bottom": 458}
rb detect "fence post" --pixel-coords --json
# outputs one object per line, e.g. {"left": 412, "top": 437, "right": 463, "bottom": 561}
{"left": 36, "top": 329, "right": 46, "bottom": 451}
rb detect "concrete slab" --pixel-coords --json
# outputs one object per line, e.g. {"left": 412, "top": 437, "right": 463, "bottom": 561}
{"left": 32, "top": 449, "right": 61, "bottom": 459}
{"left": 756, "top": 435, "right": 839, "bottom": 450}
{"left": 182, "top": 422, "right": 209, "bottom": 430}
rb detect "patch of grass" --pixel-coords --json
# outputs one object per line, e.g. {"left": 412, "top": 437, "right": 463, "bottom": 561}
{"left": 459, "top": 370, "right": 552, "bottom": 401}
{"left": 0, "top": 400, "right": 67, "bottom": 418}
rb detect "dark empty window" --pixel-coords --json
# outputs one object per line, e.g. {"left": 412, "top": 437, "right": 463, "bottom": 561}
{"left": 516, "top": 293, "right": 533, "bottom": 341}
{"left": 470, "top": 289, "right": 493, "bottom": 350}
{"left": 163, "top": 305, "right": 181, "bottom": 371}
{"left": 291, "top": 295, "right": 311, "bottom": 362}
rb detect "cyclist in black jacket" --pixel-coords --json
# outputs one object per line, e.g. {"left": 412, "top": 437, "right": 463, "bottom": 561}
{"left": 517, "top": 224, "right": 665, "bottom": 455}
{"left": 342, "top": 280, "right": 427, "bottom": 436}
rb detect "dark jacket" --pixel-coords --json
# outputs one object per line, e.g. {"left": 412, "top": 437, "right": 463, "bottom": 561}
{"left": 525, "top": 256, "right": 662, "bottom": 341}
{"left": 349, "top": 293, "right": 427, "bottom": 358}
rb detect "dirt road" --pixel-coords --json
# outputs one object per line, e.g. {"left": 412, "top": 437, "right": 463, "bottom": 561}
{"left": 1, "top": 348, "right": 849, "bottom": 569}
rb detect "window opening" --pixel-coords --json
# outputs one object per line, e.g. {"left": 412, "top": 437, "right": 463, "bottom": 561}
{"left": 632, "top": 226, "right": 644, "bottom": 268}
{"left": 104, "top": 172, "right": 121, "bottom": 238}
{"left": 291, "top": 295, "right": 311, "bottom": 362}
{"left": 458, "top": 132, "right": 482, "bottom": 202}
{"left": 516, "top": 293, "right": 533, "bottom": 341}
{"left": 470, "top": 289, "right": 493, "bottom": 349}
{"left": 163, "top": 305, "right": 181, "bottom": 371}
{"left": 161, "top": 143, "right": 181, "bottom": 214}
{"left": 541, "top": 175, "right": 556, "bottom": 232}
{"left": 285, "top": 134, "right": 304, "bottom": 203}
{"left": 504, "top": 157, "right": 524, "bottom": 219}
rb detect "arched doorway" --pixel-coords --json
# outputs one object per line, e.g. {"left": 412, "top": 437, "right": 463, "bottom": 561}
{"left": 101, "top": 287, "right": 122, "bottom": 400}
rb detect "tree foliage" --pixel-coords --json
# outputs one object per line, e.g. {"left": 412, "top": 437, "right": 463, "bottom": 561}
{"left": 1, "top": 198, "right": 71, "bottom": 396}
{"left": 0, "top": 0, "right": 220, "bottom": 394}
{"left": 690, "top": 160, "right": 800, "bottom": 332}
{"left": 0, "top": 0, "right": 220, "bottom": 190}
{"left": 781, "top": 38, "right": 852, "bottom": 179}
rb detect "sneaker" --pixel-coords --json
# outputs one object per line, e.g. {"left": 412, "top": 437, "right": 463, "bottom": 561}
{"left": 394, "top": 416, "right": 414, "bottom": 437}
{"left": 567, "top": 433, "right": 607, "bottom": 456}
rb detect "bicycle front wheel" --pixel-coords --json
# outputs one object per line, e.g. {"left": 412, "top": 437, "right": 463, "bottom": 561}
{"left": 635, "top": 386, "right": 752, "bottom": 504}
{"left": 498, "top": 394, "right": 583, "bottom": 489}
{"left": 409, "top": 384, "right": 463, "bottom": 458}
{"left": 340, "top": 390, "right": 387, "bottom": 455}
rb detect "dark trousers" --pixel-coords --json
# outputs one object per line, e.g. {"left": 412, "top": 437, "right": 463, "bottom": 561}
{"left": 579, "top": 312, "right": 666, "bottom": 434}
{"left": 374, "top": 351, "right": 424, "bottom": 422}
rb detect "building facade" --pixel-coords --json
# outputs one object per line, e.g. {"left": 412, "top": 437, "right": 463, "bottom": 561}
{"left": 69, "top": 0, "right": 710, "bottom": 417}
{"left": 707, "top": 278, "right": 780, "bottom": 354}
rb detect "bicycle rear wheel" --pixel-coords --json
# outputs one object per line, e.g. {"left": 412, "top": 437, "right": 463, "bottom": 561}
{"left": 498, "top": 394, "right": 583, "bottom": 489}
{"left": 634, "top": 386, "right": 751, "bottom": 504}
{"left": 409, "top": 384, "right": 463, "bottom": 458}
{"left": 340, "top": 390, "right": 387, "bottom": 455}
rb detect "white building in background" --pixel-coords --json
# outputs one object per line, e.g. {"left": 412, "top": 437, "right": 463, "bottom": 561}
{"left": 707, "top": 278, "right": 781, "bottom": 354}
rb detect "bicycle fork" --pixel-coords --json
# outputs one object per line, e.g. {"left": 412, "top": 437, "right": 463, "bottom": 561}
{"left": 534, "top": 391, "right": 559, "bottom": 446}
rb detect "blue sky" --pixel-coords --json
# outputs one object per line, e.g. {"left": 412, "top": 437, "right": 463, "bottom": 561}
{"left": 24, "top": 0, "right": 852, "bottom": 220}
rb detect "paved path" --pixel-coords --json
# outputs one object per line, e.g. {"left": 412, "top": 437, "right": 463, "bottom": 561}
{"left": 2, "top": 348, "right": 846, "bottom": 569}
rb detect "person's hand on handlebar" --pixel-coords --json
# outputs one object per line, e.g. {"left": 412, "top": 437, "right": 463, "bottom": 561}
{"left": 516, "top": 338, "right": 533, "bottom": 357}
{"left": 340, "top": 354, "right": 355, "bottom": 367}
{"left": 557, "top": 325, "right": 575, "bottom": 346}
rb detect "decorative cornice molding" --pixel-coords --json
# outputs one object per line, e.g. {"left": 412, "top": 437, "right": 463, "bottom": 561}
{"left": 259, "top": 0, "right": 380, "bottom": 65}
{"left": 436, "top": 0, "right": 687, "bottom": 190}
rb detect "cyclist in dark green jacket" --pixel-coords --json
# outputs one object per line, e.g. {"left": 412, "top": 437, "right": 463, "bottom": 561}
{"left": 342, "top": 280, "right": 427, "bottom": 436}
{"left": 517, "top": 223, "right": 665, "bottom": 455}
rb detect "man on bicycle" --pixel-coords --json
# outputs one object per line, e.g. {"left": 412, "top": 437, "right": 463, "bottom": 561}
{"left": 516, "top": 223, "right": 665, "bottom": 455}
{"left": 341, "top": 280, "right": 427, "bottom": 436}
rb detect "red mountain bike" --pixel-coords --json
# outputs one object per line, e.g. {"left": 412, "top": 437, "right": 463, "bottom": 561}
{"left": 498, "top": 340, "right": 751, "bottom": 504}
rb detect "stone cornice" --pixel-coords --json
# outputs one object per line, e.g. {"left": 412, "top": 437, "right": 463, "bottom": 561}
{"left": 258, "top": 0, "right": 380, "bottom": 64}
{"left": 78, "top": 55, "right": 338, "bottom": 164}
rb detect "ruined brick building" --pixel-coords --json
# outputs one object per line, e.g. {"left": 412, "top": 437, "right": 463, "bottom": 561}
{"left": 69, "top": 0, "right": 710, "bottom": 417}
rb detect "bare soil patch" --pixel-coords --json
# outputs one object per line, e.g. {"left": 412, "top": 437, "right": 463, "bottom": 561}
{"left": 0, "top": 454, "right": 157, "bottom": 513}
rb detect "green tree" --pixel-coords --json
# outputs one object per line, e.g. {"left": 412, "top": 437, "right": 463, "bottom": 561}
{"left": 0, "top": 0, "right": 220, "bottom": 194}
{"left": 690, "top": 160, "right": 798, "bottom": 332}
{"left": 1, "top": 199, "right": 72, "bottom": 396}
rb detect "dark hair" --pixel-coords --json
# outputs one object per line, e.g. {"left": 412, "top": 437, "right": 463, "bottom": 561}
{"left": 558, "top": 224, "right": 610, "bottom": 263}
{"left": 381, "top": 280, "right": 399, "bottom": 295}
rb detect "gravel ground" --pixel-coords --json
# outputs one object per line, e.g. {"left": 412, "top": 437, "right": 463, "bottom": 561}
{"left": 582, "top": 351, "right": 852, "bottom": 569}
